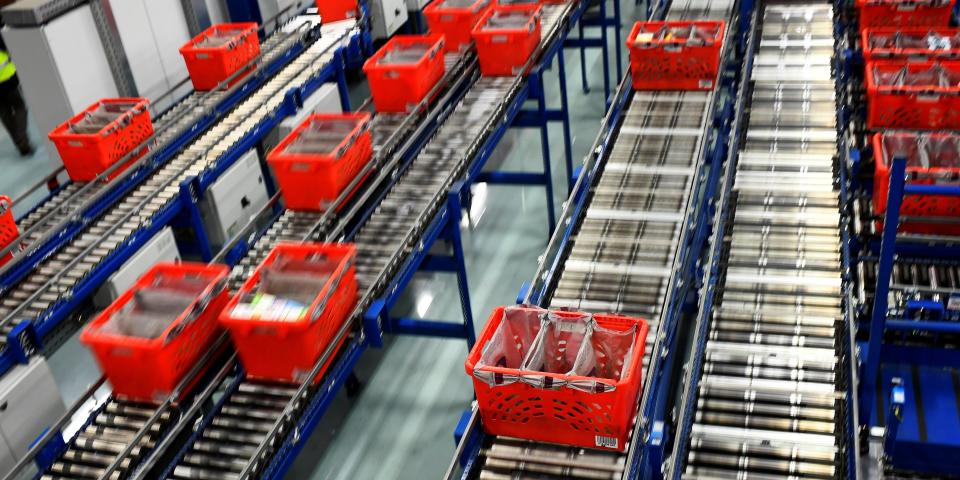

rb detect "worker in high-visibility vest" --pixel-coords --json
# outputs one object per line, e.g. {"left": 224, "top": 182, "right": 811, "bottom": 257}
{"left": 0, "top": 35, "right": 33, "bottom": 157}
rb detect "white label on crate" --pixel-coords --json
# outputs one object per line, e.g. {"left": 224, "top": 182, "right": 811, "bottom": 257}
{"left": 595, "top": 435, "right": 618, "bottom": 449}
{"left": 699, "top": 79, "right": 713, "bottom": 89}
{"left": 948, "top": 295, "right": 960, "bottom": 311}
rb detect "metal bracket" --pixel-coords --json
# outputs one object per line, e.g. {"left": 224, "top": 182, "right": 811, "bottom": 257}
{"left": 88, "top": 0, "right": 139, "bottom": 97}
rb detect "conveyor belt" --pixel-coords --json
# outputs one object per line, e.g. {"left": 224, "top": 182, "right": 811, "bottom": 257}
{"left": 465, "top": 1, "right": 736, "bottom": 479}
{"left": 65, "top": 5, "right": 578, "bottom": 480}
{"left": 0, "top": 21, "right": 354, "bottom": 352}
{"left": 679, "top": 2, "right": 846, "bottom": 478}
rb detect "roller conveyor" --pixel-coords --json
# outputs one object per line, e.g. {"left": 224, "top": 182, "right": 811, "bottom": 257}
{"left": 457, "top": 0, "right": 738, "bottom": 478}
{"left": 0, "top": 20, "right": 355, "bottom": 353}
{"left": 679, "top": 2, "right": 847, "bottom": 478}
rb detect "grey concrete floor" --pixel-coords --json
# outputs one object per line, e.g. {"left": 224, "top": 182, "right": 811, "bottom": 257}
{"left": 13, "top": 2, "right": 641, "bottom": 478}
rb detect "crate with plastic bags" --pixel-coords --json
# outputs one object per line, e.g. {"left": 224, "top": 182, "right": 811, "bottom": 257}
{"left": 465, "top": 305, "right": 649, "bottom": 451}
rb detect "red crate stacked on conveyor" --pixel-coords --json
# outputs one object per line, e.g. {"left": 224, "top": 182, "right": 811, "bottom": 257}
{"left": 866, "top": 60, "right": 960, "bottom": 129}
{"left": 219, "top": 242, "right": 358, "bottom": 383}
{"left": 626, "top": 20, "right": 725, "bottom": 91}
{"left": 317, "top": 0, "right": 360, "bottom": 22}
{"left": 424, "top": 0, "right": 493, "bottom": 52}
{"left": 858, "top": 0, "right": 954, "bottom": 28}
{"left": 363, "top": 34, "right": 446, "bottom": 112}
{"left": 80, "top": 262, "right": 230, "bottom": 402}
{"left": 873, "top": 131, "right": 960, "bottom": 235}
{"left": 465, "top": 305, "right": 649, "bottom": 451}
{"left": 0, "top": 196, "right": 16, "bottom": 267}
{"left": 48, "top": 98, "right": 153, "bottom": 182}
{"left": 862, "top": 28, "right": 960, "bottom": 61}
{"left": 267, "top": 113, "right": 373, "bottom": 211}
{"left": 471, "top": 4, "right": 542, "bottom": 76}
{"left": 180, "top": 22, "right": 260, "bottom": 91}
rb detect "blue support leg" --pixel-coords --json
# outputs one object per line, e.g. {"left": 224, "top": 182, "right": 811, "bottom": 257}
{"left": 860, "top": 156, "right": 907, "bottom": 426}
{"left": 557, "top": 50, "right": 574, "bottom": 193}
{"left": 613, "top": 0, "right": 622, "bottom": 79}
{"left": 447, "top": 183, "right": 476, "bottom": 349}
{"left": 363, "top": 299, "right": 387, "bottom": 348}
{"left": 646, "top": 421, "right": 665, "bottom": 480}
{"left": 336, "top": 55, "right": 352, "bottom": 112}
{"left": 534, "top": 73, "right": 558, "bottom": 234}
{"left": 599, "top": 0, "right": 611, "bottom": 102}
{"left": 179, "top": 177, "right": 214, "bottom": 262}
{"left": 579, "top": 22, "right": 590, "bottom": 93}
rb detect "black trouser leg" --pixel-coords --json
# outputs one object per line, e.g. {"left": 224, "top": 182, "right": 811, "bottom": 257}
{"left": 0, "top": 86, "right": 31, "bottom": 154}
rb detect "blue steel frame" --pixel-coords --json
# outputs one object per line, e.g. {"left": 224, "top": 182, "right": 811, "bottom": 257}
{"left": 856, "top": 156, "right": 960, "bottom": 476}
{"left": 0, "top": 40, "right": 354, "bottom": 377}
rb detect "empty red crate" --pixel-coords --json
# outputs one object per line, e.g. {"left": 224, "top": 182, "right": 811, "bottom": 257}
{"left": 424, "top": 0, "right": 493, "bottom": 52}
{"left": 627, "top": 20, "right": 725, "bottom": 91}
{"left": 363, "top": 35, "right": 446, "bottom": 113}
{"left": 48, "top": 98, "right": 153, "bottom": 182}
{"left": 317, "top": 0, "right": 359, "bottom": 22}
{"left": 471, "top": 4, "right": 542, "bottom": 77}
{"left": 267, "top": 113, "right": 373, "bottom": 211}
{"left": 466, "top": 306, "right": 649, "bottom": 451}
{"left": 0, "top": 196, "right": 16, "bottom": 267}
{"left": 863, "top": 28, "right": 960, "bottom": 61}
{"left": 180, "top": 23, "right": 260, "bottom": 91}
{"left": 866, "top": 60, "right": 960, "bottom": 129}
{"left": 873, "top": 131, "right": 960, "bottom": 234}
{"left": 858, "top": 0, "right": 954, "bottom": 28}
{"left": 220, "top": 242, "right": 358, "bottom": 383}
{"left": 80, "top": 262, "right": 230, "bottom": 402}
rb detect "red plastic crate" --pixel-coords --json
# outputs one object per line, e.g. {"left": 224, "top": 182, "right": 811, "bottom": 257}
{"left": 80, "top": 262, "right": 230, "bottom": 402}
{"left": 48, "top": 98, "right": 153, "bottom": 182}
{"left": 471, "top": 4, "right": 542, "bottom": 77}
{"left": 866, "top": 60, "right": 960, "bottom": 129}
{"left": 267, "top": 113, "right": 373, "bottom": 211}
{"left": 627, "top": 20, "right": 725, "bottom": 91}
{"left": 424, "top": 0, "right": 493, "bottom": 52}
{"left": 873, "top": 132, "right": 960, "bottom": 235}
{"left": 317, "top": 0, "right": 359, "bottom": 22}
{"left": 0, "top": 196, "right": 16, "bottom": 267}
{"left": 220, "top": 242, "right": 358, "bottom": 383}
{"left": 466, "top": 306, "right": 649, "bottom": 451}
{"left": 180, "top": 23, "right": 260, "bottom": 91}
{"left": 858, "top": 0, "right": 953, "bottom": 28}
{"left": 363, "top": 35, "right": 446, "bottom": 113}
{"left": 862, "top": 28, "right": 960, "bottom": 61}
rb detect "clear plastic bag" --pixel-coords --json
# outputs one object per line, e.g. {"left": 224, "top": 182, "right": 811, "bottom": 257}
{"left": 520, "top": 311, "right": 591, "bottom": 389}
{"left": 68, "top": 101, "right": 140, "bottom": 134}
{"left": 103, "top": 289, "right": 197, "bottom": 339}
{"left": 472, "top": 306, "right": 545, "bottom": 387}
{"left": 567, "top": 321, "right": 637, "bottom": 393}
{"left": 284, "top": 118, "right": 360, "bottom": 156}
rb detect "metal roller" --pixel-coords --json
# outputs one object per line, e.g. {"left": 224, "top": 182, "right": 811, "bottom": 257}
{"left": 681, "top": 2, "right": 845, "bottom": 478}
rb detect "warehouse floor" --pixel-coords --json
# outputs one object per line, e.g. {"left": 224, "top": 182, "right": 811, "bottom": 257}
{"left": 1, "top": 3, "right": 641, "bottom": 478}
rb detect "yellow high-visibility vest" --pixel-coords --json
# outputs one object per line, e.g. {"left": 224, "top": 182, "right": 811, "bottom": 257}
{"left": 0, "top": 51, "right": 16, "bottom": 83}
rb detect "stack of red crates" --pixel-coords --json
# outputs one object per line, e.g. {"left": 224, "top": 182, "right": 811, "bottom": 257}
{"left": 0, "top": 196, "right": 16, "bottom": 267}
{"left": 471, "top": 4, "right": 542, "bottom": 77}
{"left": 48, "top": 98, "right": 153, "bottom": 182}
{"left": 180, "top": 23, "right": 260, "bottom": 91}
{"left": 267, "top": 113, "right": 373, "bottom": 211}
{"left": 626, "top": 20, "right": 725, "bottom": 91}
{"left": 865, "top": 60, "right": 960, "bottom": 129}
{"left": 424, "top": 0, "right": 493, "bottom": 52}
{"left": 80, "top": 262, "right": 230, "bottom": 402}
{"left": 858, "top": 0, "right": 954, "bottom": 28}
{"left": 873, "top": 131, "right": 960, "bottom": 235}
{"left": 363, "top": 35, "right": 446, "bottom": 113}
{"left": 316, "top": 0, "right": 359, "bottom": 22}
{"left": 219, "top": 242, "right": 358, "bottom": 383}
{"left": 466, "top": 305, "right": 649, "bottom": 451}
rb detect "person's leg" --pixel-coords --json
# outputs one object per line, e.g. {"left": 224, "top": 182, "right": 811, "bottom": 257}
{"left": 0, "top": 89, "right": 17, "bottom": 144}
{"left": 7, "top": 87, "right": 32, "bottom": 155}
